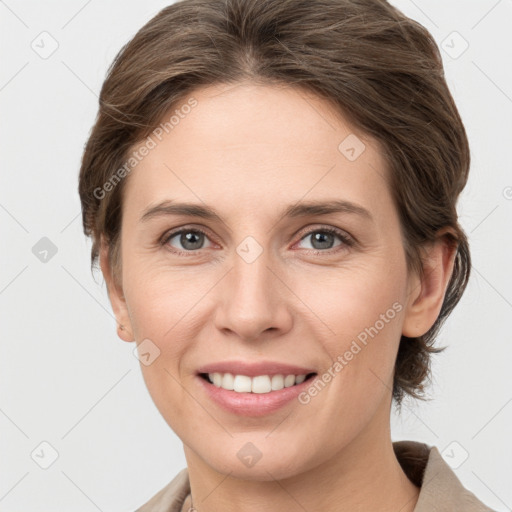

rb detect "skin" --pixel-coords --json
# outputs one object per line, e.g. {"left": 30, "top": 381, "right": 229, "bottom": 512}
{"left": 100, "top": 82, "right": 457, "bottom": 512}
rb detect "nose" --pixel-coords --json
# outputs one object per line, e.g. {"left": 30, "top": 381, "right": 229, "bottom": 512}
{"left": 213, "top": 249, "right": 293, "bottom": 343}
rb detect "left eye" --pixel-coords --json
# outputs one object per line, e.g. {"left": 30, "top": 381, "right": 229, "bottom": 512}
{"left": 296, "top": 228, "right": 351, "bottom": 251}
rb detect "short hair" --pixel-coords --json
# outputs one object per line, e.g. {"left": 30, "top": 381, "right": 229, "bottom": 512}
{"left": 78, "top": 0, "right": 471, "bottom": 408}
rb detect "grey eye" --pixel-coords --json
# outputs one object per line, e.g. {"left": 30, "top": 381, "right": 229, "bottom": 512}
{"left": 166, "top": 230, "right": 212, "bottom": 251}
{"left": 298, "top": 230, "right": 344, "bottom": 251}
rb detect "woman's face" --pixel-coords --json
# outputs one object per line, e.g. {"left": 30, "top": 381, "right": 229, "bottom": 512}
{"left": 105, "top": 82, "right": 424, "bottom": 479}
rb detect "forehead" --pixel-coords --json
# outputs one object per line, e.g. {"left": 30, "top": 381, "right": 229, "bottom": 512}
{"left": 122, "top": 82, "right": 391, "bottom": 222}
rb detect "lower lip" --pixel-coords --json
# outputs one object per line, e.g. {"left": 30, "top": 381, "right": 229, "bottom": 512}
{"left": 196, "top": 374, "right": 317, "bottom": 417}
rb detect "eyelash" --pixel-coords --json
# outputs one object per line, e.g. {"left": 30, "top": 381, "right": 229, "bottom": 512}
{"left": 159, "top": 225, "right": 354, "bottom": 257}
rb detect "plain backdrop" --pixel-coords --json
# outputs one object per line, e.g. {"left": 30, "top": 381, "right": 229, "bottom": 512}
{"left": 1, "top": 0, "right": 511, "bottom": 510}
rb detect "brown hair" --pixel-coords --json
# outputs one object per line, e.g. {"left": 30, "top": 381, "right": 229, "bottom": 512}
{"left": 78, "top": 0, "right": 471, "bottom": 408}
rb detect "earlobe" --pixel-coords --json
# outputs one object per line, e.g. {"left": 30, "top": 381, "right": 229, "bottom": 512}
{"left": 117, "top": 322, "right": 134, "bottom": 342}
{"left": 402, "top": 230, "right": 458, "bottom": 338}
{"left": 99, "top": 236, "right": 135, "bottom": 343}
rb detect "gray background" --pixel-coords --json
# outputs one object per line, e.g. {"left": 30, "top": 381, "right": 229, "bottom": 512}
{"left": 1, "top": 0, "right": 511, "bottom": 510}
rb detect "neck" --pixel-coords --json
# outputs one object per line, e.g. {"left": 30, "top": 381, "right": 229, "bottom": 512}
{"left": 182, "top": 397, "right": 420, "bottom": 512}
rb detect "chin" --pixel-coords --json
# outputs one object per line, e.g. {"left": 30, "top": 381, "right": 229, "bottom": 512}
{"left": 196, "top": 435, "right": 322, "bottom": 482}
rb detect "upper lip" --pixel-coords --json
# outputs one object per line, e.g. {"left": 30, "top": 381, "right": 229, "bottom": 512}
{"left": 197, "top": 360, "right": 317, "bottom": 378}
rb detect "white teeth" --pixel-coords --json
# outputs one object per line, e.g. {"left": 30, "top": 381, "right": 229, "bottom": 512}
{"left": 207, "top": 372, "right": 310, "bottom": 393}
{"left": 295, "top": 374, "right": 306, "bottom": 384}
{"left": 221, "top": 372, "right": 234, "bottom": 390}
{"left": 271, "top": 374, "right": 284, "bottom": 390}
{"left": 251, "top": 375, "right": 271, "bottom": 393}
{"left": 212, "top": 373, "right": 222, "bottom": 387}
{"left": 234, "top": 375, "right": 252, "bottom": 392}
{"left": 284, "top": 374, "right": 295, "bottom": 387}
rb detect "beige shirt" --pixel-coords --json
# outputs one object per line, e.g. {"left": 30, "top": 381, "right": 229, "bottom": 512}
{"left": 135, "top": 440, "right": 495, "bottom": 511}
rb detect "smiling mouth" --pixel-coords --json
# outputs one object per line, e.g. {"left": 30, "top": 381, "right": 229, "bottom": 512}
{"left": 199, "top": 372, "right": 317, "bottom": 394}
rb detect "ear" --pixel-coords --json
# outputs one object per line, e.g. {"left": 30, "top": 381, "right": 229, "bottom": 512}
{"left": 99, "top": 236, "right": 135, "bottom": 343}
{"left": 402, "top": 228, "right": 458, "bottom": 338}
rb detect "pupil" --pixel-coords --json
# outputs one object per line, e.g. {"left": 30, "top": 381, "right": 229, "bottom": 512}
{"left": 182, "top": 231, "right": 203, "bottom": 250}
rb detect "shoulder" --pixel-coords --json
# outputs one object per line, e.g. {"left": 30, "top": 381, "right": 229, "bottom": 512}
{"left": 393, "top": 440, "right": 496, "bottom": 512}
{"left": 134, "top": 467, "right": 190, "bottom": 512}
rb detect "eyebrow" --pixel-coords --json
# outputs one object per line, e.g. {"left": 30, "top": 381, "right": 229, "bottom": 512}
{"left": 139, "top": 199, "right": 373, "bottom": 224}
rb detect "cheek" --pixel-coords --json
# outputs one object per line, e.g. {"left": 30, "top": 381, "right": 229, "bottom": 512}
{"left": 296, "top": 259, "right": 406, "bottom": 401}
{"left": 293, "top": 254, "right": 406, "bottom": 342}
{"left": 123, "top": 254, "right": 204, "bottom": 339}
{"left": 127, "top": 275, "right": 198, "bottom": 427}
{"left": 123, "top": 263, "right": 220, "bottom": 410}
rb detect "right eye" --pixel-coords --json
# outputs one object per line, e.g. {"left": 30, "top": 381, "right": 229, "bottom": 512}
{"left": 161, "top": 228, "right": 214, "bottom": 255}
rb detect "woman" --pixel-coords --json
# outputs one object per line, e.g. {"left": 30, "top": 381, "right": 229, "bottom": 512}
{"left": 78, "top": 0, "right": 495, "bottom": 510}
